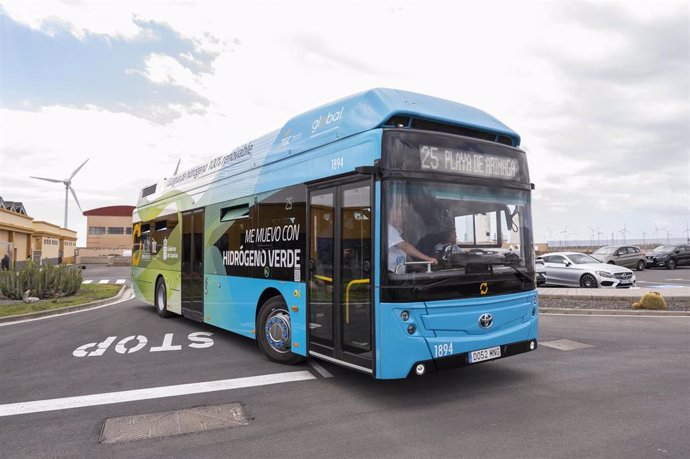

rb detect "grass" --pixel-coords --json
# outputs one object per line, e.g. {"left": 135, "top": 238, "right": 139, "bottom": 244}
{"left": 0, "top": 284, "right": 123, "bottom": 318}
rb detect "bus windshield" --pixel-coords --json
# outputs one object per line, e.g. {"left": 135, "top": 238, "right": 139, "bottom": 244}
{"left": 382, "top": 180, "right": 534, "bottom": 301}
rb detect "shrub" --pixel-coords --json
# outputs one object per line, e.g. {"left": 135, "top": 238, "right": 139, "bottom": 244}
{"left": 0, "top": 260, "right": 83, "bottom": 300}
{"left": 631, "top": 291, "right": 667, "bottom": 310}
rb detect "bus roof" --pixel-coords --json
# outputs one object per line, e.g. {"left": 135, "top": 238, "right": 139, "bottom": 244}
{"left": 139, "top": 88, "right": 520, "bottom": 201}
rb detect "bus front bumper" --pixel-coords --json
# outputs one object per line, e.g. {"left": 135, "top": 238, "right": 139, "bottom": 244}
{"left": 407, "top": 339, "right": 538, "bottom": 377}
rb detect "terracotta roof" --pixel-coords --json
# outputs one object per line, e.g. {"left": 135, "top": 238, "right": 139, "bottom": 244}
{"left": 83, "top": 205, "right": 135, "bottom": 217}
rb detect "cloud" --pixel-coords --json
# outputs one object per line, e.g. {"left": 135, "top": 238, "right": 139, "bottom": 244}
{"left": 0, "top": 11, "right": 220, "bottom": 123}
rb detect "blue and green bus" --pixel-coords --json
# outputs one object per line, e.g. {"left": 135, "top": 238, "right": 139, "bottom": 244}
{"left": 132, "top": 88, "right": 538, "bottom": 379}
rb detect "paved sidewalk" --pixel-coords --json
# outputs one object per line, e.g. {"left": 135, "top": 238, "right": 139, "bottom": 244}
{"left": 538, "top": 286, "right": 690, "bottom": 300}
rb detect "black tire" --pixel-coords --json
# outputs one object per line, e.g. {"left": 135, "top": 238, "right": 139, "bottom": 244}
{"left": 155, "top": 278, "right": 172, "bottom": 318}
{"left": 580, "top": 273, "right": 598, "bottom": 288}
{"left": 666, "top": 259, "right": 677, "bottom": 270}
{"left": 636, "top": 260, "right": 645, "bottom": 271}
{"left": 607, "top": 261, "right": 615, "bottom": 265}
{"left": 257, "top": 296, "right": 305, "bottom": 365}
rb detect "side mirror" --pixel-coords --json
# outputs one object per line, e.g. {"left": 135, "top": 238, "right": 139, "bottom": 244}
{"left": 565, "top": 262, "right": 572, "bottom": 267}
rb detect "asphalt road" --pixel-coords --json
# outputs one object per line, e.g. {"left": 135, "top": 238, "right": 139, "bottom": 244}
{"left": 633, "top": 265, "right": 690, "bottom": 288}
{"left": 1, "top": 295, "right": 688, "bottom": 458}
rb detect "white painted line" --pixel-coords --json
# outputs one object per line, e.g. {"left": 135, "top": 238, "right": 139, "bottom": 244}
{"left": 308, "top": 359, "right": 334, "bottom": 378}
{"left": 115, "top": 279, "right": 126, "bottom": 284}
{"left": 98, "top": 279, "right": 110, "bottom": 284}
{"left": 0, "top": 292, "right": 134, "bottom": 327}
{"left": 0, "top": 371, "right": 316, "bottom": 417}
{"left": 81, "top": 280, "right": 93, "bottom": 284}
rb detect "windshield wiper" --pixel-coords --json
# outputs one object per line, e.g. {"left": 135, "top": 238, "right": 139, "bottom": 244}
{"left": 466, "top": 262, "right": 533, "bottom": 284}
{"left": 411, "top": 275, "right": 474, "bottom": 295}
{"left": 502, "top": 265, "right": 533, "bottom": 284}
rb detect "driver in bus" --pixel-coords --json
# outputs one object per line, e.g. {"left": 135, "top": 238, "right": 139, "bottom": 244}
{"left": 388, "top": 206, "right": 438, "bottom": 273}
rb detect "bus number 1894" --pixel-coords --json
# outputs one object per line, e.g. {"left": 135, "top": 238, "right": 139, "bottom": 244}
{"left": 434, "top": 342, "right": 453, "bottom": 358}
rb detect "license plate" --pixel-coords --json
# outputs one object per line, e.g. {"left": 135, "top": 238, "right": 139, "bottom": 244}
{"left": 469, "top": 346, "right": 501, "bottom": 363}
{"left": 619, "top": 280, "right": 632, "bottom": 284}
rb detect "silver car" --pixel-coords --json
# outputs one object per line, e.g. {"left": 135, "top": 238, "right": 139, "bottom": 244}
{"left": 539, "top": 252, "right": 636, "bottom": 288}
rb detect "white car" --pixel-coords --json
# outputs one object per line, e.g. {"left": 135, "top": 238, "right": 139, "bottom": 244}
{"left": 538, "top": 252, "right": 636, "bottom": 288}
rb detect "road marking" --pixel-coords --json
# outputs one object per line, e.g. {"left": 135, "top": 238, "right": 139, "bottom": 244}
{"left": 0, "top": 371, "right": 316, "bottom": 417}
{"left": 540, "top": 339, "right": 593, "bottom": 351}
{"left": 115, "top": 279, "right": 126, "bottom": 284}
{"left": 82, "top": 280, "right": 93, "bottom": 284}
{"left": 98, "top": 279, "right": 110, "bottom": 284}
{"left": 308, "top": 359, "right": 334, "bottom": 378}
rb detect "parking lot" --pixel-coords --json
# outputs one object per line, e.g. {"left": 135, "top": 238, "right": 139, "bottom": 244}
{"left": 1, "top": 268, "right": 689, "bottom": 458}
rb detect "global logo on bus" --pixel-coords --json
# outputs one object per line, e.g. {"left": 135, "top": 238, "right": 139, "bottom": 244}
{"left": 311, "top": 106, "right": 345, "bottom": 134}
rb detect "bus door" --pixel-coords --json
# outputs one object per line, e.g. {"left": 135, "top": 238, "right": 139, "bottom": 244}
{"left": 308, "top": 180, "right": 373, "bottom": 373}
{"left": 181, "top": 209, "right": 204, "bottom": 321}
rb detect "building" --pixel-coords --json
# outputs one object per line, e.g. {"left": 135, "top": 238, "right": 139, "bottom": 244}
{"left": 83, "top": 205, "right": 135, "bottom": 249}
{"left": 0, "top": 197, "right": 78, "bottom": 267}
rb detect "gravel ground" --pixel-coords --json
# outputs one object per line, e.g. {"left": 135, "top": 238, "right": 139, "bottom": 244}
{"left": 540, "top": 296, "right": 689, "bottom": 311}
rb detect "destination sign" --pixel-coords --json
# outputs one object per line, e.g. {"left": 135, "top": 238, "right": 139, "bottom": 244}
{"left": 419, "top": 145, "right": 519, "bottom": 180}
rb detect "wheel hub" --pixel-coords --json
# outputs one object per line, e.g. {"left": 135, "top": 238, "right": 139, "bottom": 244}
{"left": 157, "top": 287, "right": 165, "bottom": 311}
{"left": 265, "top": 311, "right": 291, "bottom": 353}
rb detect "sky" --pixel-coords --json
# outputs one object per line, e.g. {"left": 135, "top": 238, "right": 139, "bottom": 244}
{"left": 1, "top": 0, "right": 689, "bottom": 247}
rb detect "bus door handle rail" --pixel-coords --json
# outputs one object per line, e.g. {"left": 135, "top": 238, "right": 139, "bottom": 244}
{"left": 345, "top": 279, "right": 370, "bottom": 324}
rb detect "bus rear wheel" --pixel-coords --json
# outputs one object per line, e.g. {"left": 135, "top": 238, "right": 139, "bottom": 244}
{"left": 155, "top": 278, "right": 172, "bottom": 318}
{"left": 257, "top": 296, "right": 305, "bottom": 365}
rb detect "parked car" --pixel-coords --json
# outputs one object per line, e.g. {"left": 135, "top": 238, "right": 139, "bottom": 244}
{"left": 538, "top": 252, "right": 636, "bottom": 288}
{"left": 591, "top": 245, "right": 647, "bottom": 271}
{"left": 645, "top": 244, "right": 690, "bottom": 269}
{"left": 535, "top": 258, "right": 547, "bottom": 286}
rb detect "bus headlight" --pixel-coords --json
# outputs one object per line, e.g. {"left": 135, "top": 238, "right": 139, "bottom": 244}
{"left": 400, "top": 310, "right": 409, "bottom": 321}
{"left": 407, "top": 324, "right": 416, "bottom": 335}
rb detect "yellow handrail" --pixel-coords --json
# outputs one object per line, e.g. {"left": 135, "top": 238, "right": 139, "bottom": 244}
{"left": 314, "top": 274, "right": 333, "bottom": 283}
{"left": 345, "top": 279, "right": 370, "bottom": 324}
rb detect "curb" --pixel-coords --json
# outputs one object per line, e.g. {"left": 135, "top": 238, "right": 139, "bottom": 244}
{"left": 541, "top": 307, "right": 690, "bottom": 316}
{"left": 539, "top": 294, "right": 690, "bottom": 301}
{"left": 0, "top": 285, "right": 130, "bottom": 323}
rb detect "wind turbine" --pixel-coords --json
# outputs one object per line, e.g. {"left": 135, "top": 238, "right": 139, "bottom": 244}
{"left": 30, "top": 159, "right": 89, "bottom": 229}
{"left": 653, "top": 223, "right": 662, "bottom": 245}
{"left": 588, "top": 226, "right": 599, "bottom": 248}
{"left": 618, "top": 223, "right": 630, "bottom": 244}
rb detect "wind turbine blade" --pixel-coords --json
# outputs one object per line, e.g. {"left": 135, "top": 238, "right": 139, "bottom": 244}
{"left": 30, "top": 176, "right": 62, "bottom": 183}
{"left": 69, "top": 186, "right": 83, "bottom": 212}
{"left": 174, "top": 158, "right": 181, "bottom": 175}
{"left": 70, "top": 159, "right": 89, "bottom": 179}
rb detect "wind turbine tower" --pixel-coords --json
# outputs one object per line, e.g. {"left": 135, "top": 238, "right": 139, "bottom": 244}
{"left": 30, "top": 159, "right": 89, "bottom": 229}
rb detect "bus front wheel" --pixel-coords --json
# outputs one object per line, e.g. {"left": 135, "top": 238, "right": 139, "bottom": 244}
{"left": 155, "top": 278, "right": 172, "bottom": 318}
{"left": 257, "top": 296, "right": 305, "bottom": 365}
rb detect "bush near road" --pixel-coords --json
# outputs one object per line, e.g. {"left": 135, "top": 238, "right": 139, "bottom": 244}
{"left": 0, "top": 261, "right": 82, "bottom": 299}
